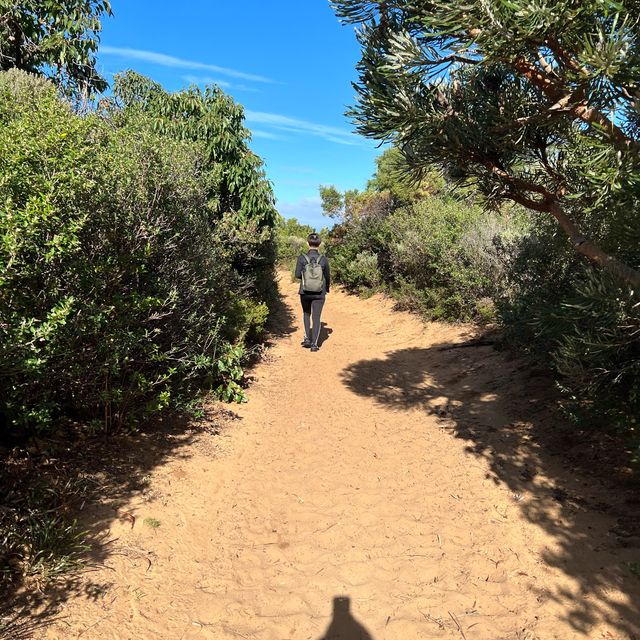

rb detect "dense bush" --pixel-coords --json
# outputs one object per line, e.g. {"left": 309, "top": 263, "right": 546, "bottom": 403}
{"left": 327, "top": 196, "right": 390, "bottom": 290}
{"left": 0, "top": 69, "right": 277, "bottom": 435}
{"left": 328, "top": 191, "right": 526, "bottom": 321}
{"left": 335, "top": 249, "right": 382, "bottom": 291}
{"left": 553, "top": 274, "right": 639, "bottom": 446}
{"left": 276, "top": 217, "right": 315, "bottom": 263}
{"left": 110, "top": 71, "right": 279, "bottom": 309}
{"left": 500, "top": 219, "right": 640, "bottom": 452}
{"left": 331, "top": 182, "right": 640, "bottom": 453}
{"left": 327, "top": 147, "right": 639, "bottom": 454}
{"left": 385, "top": 200, "right": 521, "bottom": 320}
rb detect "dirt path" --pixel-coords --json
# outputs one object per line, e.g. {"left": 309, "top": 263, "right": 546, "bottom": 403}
{"left": 39, "top": 275, "right": 639, "bottom": 640}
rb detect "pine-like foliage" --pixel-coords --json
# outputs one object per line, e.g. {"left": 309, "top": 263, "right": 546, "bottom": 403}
{"left": 332, "top": 2, "right": 640, "bottom": 449}
{"left": 332, "top": 0, "right": 640, "bottom": 286}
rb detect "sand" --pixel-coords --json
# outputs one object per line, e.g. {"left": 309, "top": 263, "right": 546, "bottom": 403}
{"left": 36, "top": 274, "right": 640, "bottom": 640}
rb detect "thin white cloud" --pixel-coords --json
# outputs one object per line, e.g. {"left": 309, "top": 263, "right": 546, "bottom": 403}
{"left": 181, "top": 74, "right": 232, "bottom": 89}
{"left": 181, "top": 75, "right": 258, "bottom": 92}
{"left": 244, "top": 110, "right": 363, "bottom": 146}
{"left": 101, "top": 46, "right": 275, "bottom": 84}
{"left": 277, "top": 196, "right": 326, "bottom": 228}
{"left": 251, "top": 129, "right": 286, "bottom": 141}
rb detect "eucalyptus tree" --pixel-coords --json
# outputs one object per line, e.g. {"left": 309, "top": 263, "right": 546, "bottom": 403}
{"left": 332, "top": 0, "right": 640, "bottom": 287}
{"left": 111, "top": 71, "right": 278, "bottom": 231}
{"left": 110, "top": 72, "right": 279, "bottom": 309}
{"left": 0, "top": 1, "right": 111, "bottom": 96}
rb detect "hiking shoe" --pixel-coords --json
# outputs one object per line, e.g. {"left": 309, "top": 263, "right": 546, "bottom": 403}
{"left": 301, "top": 339, "right": 312, "bottom": 348}
{"left": 310, "top": 344, "right": 319, "bottom": 352}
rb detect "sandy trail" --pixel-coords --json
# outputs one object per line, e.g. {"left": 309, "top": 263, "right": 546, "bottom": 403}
{"left": 39, "top": 275, "right": 639, "bottom": 640}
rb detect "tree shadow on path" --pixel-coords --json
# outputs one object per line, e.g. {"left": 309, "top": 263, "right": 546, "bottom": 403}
{"left": 341, "top": 343, "right": 640, "bottom": 638}
{"left": 266, "top": 281, "right": 297, "bottom": 340}
{"left": 0, "top": 413, "right": 217, "bottom": 638}
{"left": 1, "top": 286, "right": 297, "bottom": 638}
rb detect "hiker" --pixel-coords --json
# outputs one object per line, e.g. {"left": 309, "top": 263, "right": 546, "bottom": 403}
{"left": 295, "top": 232, "right": 331, "bottom": 352}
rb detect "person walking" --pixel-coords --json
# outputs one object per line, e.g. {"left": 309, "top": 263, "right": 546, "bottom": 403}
{"left": 295, "top": 233, "right": 330, "bottom": 352}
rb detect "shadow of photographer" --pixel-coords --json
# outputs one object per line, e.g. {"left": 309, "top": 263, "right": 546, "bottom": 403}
{"left": 318, "top": 596, "right": 374, "bottom": 640}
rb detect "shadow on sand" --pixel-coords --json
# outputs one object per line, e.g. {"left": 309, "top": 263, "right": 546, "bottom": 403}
{"left": 1, "top": 413, "right": 213, "bottom": 637}
{"left": 318, "top": 597, "right": 374, "bottom": 640}
{"left": 265, "top": 283, "right": 298, "bottom": 341}
{"left": 0, "top": 288, "right": 296, "bottom": 638}
{"left": 318, "top": 322, "right": 333, "bottom": 347}
{"left": 340, "top": 343, "right": 640, "bottom": 637}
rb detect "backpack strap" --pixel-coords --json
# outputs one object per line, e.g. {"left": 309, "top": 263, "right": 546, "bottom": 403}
{"left": 302, "top": 254, "right": 310, "bottom": 264}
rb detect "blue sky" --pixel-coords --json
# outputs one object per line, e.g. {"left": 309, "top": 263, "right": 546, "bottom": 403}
{"left": 97, "top": 1, "right": 383, "bottom": 229}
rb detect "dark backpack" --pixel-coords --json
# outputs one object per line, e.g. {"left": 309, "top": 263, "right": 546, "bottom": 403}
{"left": 301, "top": 253, "right": 324, "bottom": 293}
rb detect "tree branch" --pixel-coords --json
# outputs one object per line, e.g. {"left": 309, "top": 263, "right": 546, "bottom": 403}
{"left": 536, "top": 50, "right": 558, "bottom": 79}
{"left": 485, "top": 162, "right": 553, "bottom": 197}
{"left": 490, "top": 90, "right": 576, "bottom": 134}
{"left": 548, "top": 201, "right": 640, "bottom": 288}
{"left": 513, "top": 56, "right": 640, "bottom": 153}
{"left": 546, "top": 36, "right": 582, "bottom": 73}
{"left": 484, "top": 161, "right": 640, "bottom": 287}
{"left": 545, "top": 37, "right": 640, "bottom": 107}
{"left": 506, "top": 189, "right": 555, "bottom": 213}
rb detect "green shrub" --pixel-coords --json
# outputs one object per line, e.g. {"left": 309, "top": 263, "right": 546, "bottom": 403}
{"left": 508, "top": 266, "right": 640, "bottom": 455}
{"left": 335, "top": 250, "right": 382, "bottom": 291}
{"left": 496, "top": 212, "right": 640, "bottom": 452}
{"left": 327, "top": 141, "right": 640, "bottom": 453}
{"left": 385, "top": 198, "right": 487, "bottom": 319}
{"left": 280, "top": 235, "right": 309, "bottom": 262}
{"left": 0, "top": 70, "right": 276, "bottom": 435}
{"left": 554, "top": 273, "right": 639, "bottom": 445}
{"left": 329, "top": 195, "right": 524, "bottom": 321}
{"left": 276, "top": 217, "right": 314, "bottom": 264}
{"left": 327, "top": 205, "right": 390, "bottom": 287}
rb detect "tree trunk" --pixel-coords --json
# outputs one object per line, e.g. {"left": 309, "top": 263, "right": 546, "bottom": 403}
{"left": 548, "top": 202, "right": 640, "bottom": 289}
{"left": 11, "top": 19, "right": 22, "bottom": 70}
{"left": 488, "top": 162, "right": 640, "bottom": 289}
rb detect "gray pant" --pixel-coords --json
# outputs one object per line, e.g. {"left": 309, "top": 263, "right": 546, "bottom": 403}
{"left": 301, "top": 297, "right": 325, "bottom": 345}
